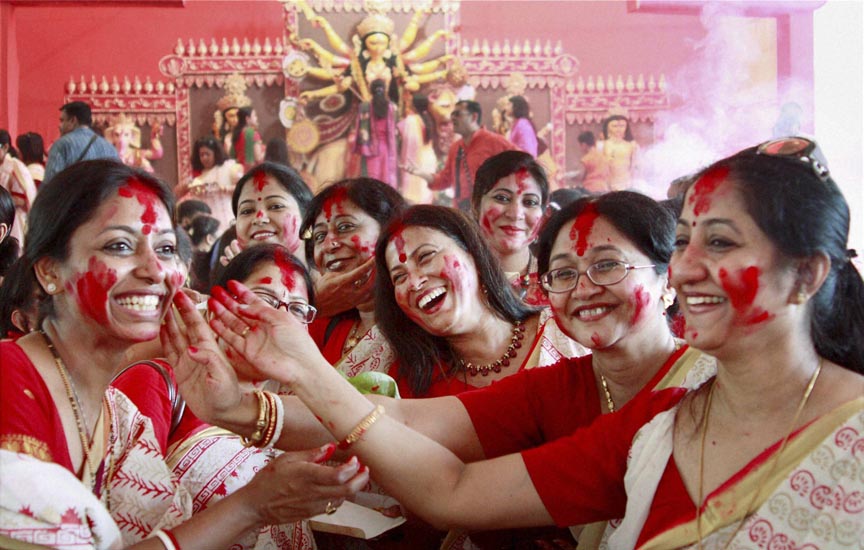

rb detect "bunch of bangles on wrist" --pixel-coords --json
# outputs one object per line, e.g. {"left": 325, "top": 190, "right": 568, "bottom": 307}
{"left": 240, "top": 390, "right": 285, "bottom": 449}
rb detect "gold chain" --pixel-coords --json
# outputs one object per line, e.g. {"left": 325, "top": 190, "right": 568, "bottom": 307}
{"left": 41, "top": 330, "right": 96, "bottom": 488}
{"left": 599, "top": 374, "right": 615, "bottom": 413}
{"left": 696, "top": 359, "right": 822, "bottom": 549}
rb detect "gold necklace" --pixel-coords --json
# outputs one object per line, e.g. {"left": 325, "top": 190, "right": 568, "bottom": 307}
{"left": 41, "top": 330, "right": 96, "bottom": 486}
{"left": 460, "top": 321, "right": 526, "bottom": 377}
{"left": 598, "top": 340, "right": 682, "bottom": 414}
{"left": 695, "top": 359, "right": 822, "bottom": 549}
{"left": 599, "top": 374, "right": 616, "bottom": 413}
{"left": 342, "top": 319, "right": 366, "bottom": 353}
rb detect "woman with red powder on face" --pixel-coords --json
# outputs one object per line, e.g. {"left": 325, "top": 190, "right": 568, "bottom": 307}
{"left": 0, "top": 160, "right": 368, "bottom": 549}
{"left": 114, "top": 243, "right": 336, "bottom": 550}
{"left": 298, "top": 178, "right": 406, "bottom": 378}
{"left": 168, "top": 193, "right": 711, "bottom": 548}
{"left": 218, "top": 162, "right": 313, "bottom": 271}
{"left": 171, "top": 139, "right": 863, "bottom": 549}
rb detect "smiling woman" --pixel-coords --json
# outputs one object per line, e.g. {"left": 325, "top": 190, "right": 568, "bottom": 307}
{"left": 0, "top": 160, "right": 369, "bottom": 550}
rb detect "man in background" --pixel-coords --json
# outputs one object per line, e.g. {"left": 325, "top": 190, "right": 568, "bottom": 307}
{"left": 44, "top": 101, "right": 118, "bottom": 184}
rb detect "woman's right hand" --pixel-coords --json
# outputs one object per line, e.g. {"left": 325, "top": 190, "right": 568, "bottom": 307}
{"left": 313, "top": 257, "right": 375, "bottom": 317}
{"left": 240, "top": 445, "right": 370, "bottom": 526}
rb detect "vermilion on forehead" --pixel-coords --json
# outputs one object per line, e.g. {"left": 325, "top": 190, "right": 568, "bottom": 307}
{"left": 254, "top": 171, "right": 268, "bottom": 192}
{"left": 118, "top": 178, "right": 161, "bottom": 235}
{"left": 322, "top": 187, "right": 349, "bottom": 221}
{"left": 390, "top": 224, "right": 407, "bottom": 263}
{"left": 688, "top": 166, "right": 730, "bottom": 217}
{"left": 569, "top": 203, "right": 600, "bottom": 256}
{"left": 514, "top": 168, "right": 530, "bottom": 194}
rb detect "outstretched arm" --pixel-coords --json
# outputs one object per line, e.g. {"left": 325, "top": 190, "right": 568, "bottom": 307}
{"left": 166, "top": 289, "right": 486, "bottom": 463}
{"left": 191, "top": 281, "right": 554, "bottom": 530}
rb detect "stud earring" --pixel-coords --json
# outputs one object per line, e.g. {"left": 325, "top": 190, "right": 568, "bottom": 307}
{"left": 795, "top": 290, "right": 808, "bottom": 304}
{"left": 46, "top": 283, "right": 57, "bottom": 294}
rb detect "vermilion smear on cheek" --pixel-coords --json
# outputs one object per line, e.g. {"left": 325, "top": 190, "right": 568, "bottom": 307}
{"left": 440, "top": 255, "right": 463, "bottom": 292}
{"left": 350, "top": 235, "right": 371, "bottom": 254}
{"left": 322, "top": 187, "right": 348, "bottom": 221}
{"left": 688, "top": 166, "right": 729, "bottom": 217}
{"left": 481, "top": 207, "right": 502, "bottom": 234}
{"left": 168, "top": 271, "right": 185, "bottom": 292}
{"left": 718, "top": 266, "right": 775, "bottom": 325}
{"left": 629, "top": 285, "right": 650, "bottom": 326}
{"left": 67, "top": 257, "right": 118, "bottom": 325}
{"left": 273, "top": 248, "right": 297, "bottom": 292}
{"left": 514, "top": 168, "right": 530, "bottom": 193}
{"left": 118, "top": 179, "right": 159, "bottom": 235}
{"left": 391, "top": 227, "right": 407, "bottom": 263}
{"left": 570, "top": 203, "right": 599, "bottom": 257}
{"left": 254, "top": 171, "right": 268, "bottom": 192}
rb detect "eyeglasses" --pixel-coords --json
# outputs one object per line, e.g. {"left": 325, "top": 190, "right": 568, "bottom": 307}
{"left": 540, "top": 261, "right": 656, "bottom": 293}
{"left": 252, "top": 291, "right": 317, "bottom": 324}
{"left": 755, "top": 137, "right": 830, "bottom": 182}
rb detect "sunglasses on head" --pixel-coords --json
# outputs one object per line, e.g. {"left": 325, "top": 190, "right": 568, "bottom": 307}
{"left": 755, "top": 137, "right": 830, "bottom": 182}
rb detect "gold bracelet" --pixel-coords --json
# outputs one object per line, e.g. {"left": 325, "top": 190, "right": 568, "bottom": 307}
{"left": 241, "top": 390, "right": 269, "bottom": 447}
{"left": 338, "top": 405, "right": 385, "bottom": 450}
{"left": 258, "top": 392, "right": 279, "bottom": 448}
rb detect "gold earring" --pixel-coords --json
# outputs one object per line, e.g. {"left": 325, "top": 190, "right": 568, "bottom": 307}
{"left": 795, "top": 290, "right": 808, "bottom": 304}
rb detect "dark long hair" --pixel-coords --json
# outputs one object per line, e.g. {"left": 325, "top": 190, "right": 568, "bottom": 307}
{"left": 602, "top": 114, "right": 633, "bottom": 141}
{"left": 231, "top": 107, "right": 255, "bottom": 152}
{"left": 215, "top": 243, "right": 315, "bottom": 307}
{"left": 374, "top": 205, "right": 538, "bottom": 395}
{"left": 300, "top": 177, "right": 407, "bottom": 268}
{"left": 20, "top": 160, "right": 175, "bottom": 322}
{"left": 536, "top": 191, "right": 675, "bottom": 278}
{"left": 471, "top": 150, "right": 550, "bottom": 215}
{"left": 689, "top": 146, "right": 864, "bottom": 374}
{"left": 412, "top": 94, "right": 435, "bottom": 145}
{"left": 0, "top": 186, "right": 19, "bottom": 279}
{"left": 16, "top": 132, "right": 45, "bottom": 166}
{"left": 191, "top": 136, "right": 226, "bottom": 173}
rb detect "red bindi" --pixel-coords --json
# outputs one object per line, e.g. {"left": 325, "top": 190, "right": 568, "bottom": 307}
{"left": 570, "top": 203, "right": 599, "bottom": 257}
{"left": 118, "top": 178, "right": 159, "bottom": 235}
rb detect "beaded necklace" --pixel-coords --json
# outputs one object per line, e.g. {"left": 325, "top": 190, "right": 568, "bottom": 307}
{"left": 459, "top": 321, "right": 526, "bottom": 377}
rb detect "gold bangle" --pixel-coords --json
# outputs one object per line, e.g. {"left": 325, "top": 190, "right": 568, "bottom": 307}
{"left": 241, "top": 390, "right": 269, "bottom": 447}
{"left": 338, "top": 405, "right": 385, "bottom": 450}
{"left": 258, "top": 392, "right": 279, "bottom": 448}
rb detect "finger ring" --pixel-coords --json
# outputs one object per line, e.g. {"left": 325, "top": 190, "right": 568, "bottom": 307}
{"left": 325, "top": 501, "right": 338, "bottom": 515}
{"left": 353, "top": 279, "right": 362, "bottom": 288}
{"left": 241, "top": 326, "right": 251, "bottom": 337}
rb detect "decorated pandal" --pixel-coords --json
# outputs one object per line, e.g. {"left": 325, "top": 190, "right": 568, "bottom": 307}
{"left": 63, "top": 0, "right": 670, "bottom": 201}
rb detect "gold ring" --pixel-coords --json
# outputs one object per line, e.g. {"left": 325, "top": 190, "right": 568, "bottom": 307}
{"left": 353, "top": 279, "right": 362, "bottom": 288}
{"left": 325, "top": 501, "right": 338, "bottom": 515}
{"left": 241, "top": 326, "right": 251, "bottom": 337}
